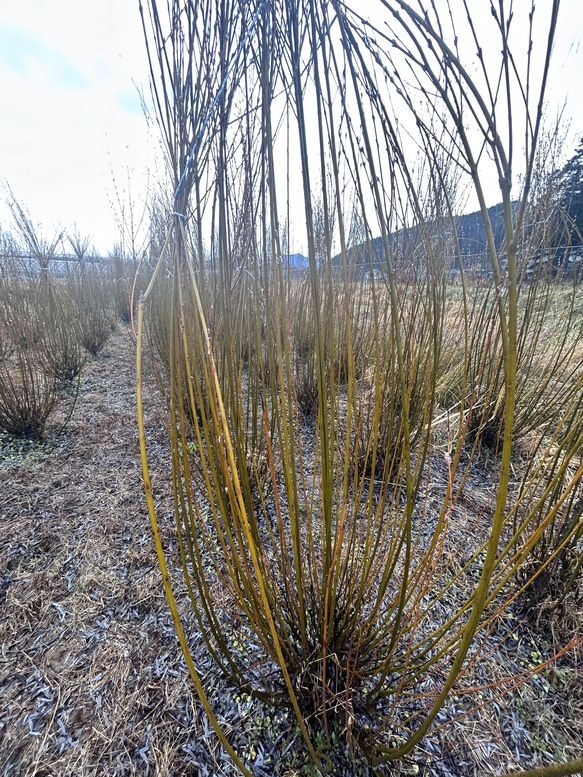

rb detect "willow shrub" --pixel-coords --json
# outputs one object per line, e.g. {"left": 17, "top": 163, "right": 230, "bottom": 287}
{"left": 137, "top": 0, "right": 583, "bottom": 773}
{"left": 355, "top": 276, "right": 437, "bottom": 482}
{"left": 0, "top": 264, "right": 79, "bottom": 438}
{"left": 512, "top": 407, "right": 583, "bottom": 614}
{"left": 436, "top": 268, "right": 583, "bottom": 614}
{"left": 40, "top": 279, "right": 87, "bottom": 386}
{"left": 144, "top": 222, "right": 274, "bottom": 515}
{"left": 290, "top": 264, "right": 379, "bottom": 422}
{"left": 290, "top": 275, "right": 319, "bottom": 416}
{"left": 509, "top": 343, "right": 583, "bottom": 613}
{"left": 438, "top": 263, "right": 583, "bottom": 454}
{"left": 67, "top": 265, "right": 115, "bottom": 356}
{"left": 106, "top": 249, "right": 133, "bottom": 324}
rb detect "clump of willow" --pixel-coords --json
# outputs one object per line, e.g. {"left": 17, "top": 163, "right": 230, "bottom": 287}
{"left": 0, "top": 262, "right": 79, "bottom": 438}
{"left": 39, "top": 279, "right": 86, "bottom": 386}
{"left": 106, "top": 246, "right": 134, "bottom": 323}
{"left": 289, "top": 274, "right": 319, "bottom": 416}
{"left": 354, "top": 259, "right": 440, "bottom": 481}
{"left": 512, "top": 400, "right": 583, "bottom": 616}
{"left": 6, "top": 190, "right": 64, "bottom": 280}
{"left": 354, "top": 2, "right": 582, "bottom": 766}
{"left": 331, "top": 272, "right": 374, "bottom": 385}
{"left": 433, "top": 158, "right": 583, "bottom": 617}
{"left": 67, "top": 265, "right": 114, "bottom": 356}
{"left": 437, "top": 203, "right": 583, "bottom": 451}
{"left": 137, "top": 1, "right": 582, "bottom": 774}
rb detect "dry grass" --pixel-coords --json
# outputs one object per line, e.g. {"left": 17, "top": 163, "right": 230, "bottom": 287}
{"left": 0, "top": 327, "right": 233, "bottom": 776}
{"left": 1, "top": 324, "right": 581, "bottom": 776}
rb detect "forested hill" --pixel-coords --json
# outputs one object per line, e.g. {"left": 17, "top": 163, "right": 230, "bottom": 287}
{"left": 333, "top": 203, "right": 508, "bottom": 270}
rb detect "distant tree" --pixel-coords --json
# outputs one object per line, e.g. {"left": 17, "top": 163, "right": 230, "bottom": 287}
{"left": 556, "top": 137, "right": 583, "bottom": 242}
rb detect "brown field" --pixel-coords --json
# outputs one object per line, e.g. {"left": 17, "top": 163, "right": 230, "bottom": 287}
{"left": 1, "top": 323, "right": 582, "bottom": 776}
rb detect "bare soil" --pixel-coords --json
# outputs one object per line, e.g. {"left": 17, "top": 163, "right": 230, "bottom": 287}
{"left": 1, "top": 324, "right": 582, "bottom": 776}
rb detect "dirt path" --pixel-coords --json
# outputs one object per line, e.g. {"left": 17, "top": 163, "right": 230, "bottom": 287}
{"left": 0, "top": 325, "right": 227, "bottom": 776}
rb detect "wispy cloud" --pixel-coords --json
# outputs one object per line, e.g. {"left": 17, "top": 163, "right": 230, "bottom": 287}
{"left": 0, "top": 23, "right": 90, "bottom": 89}
{"left": 116, "top": 88, "right": 148, "bottom": 116}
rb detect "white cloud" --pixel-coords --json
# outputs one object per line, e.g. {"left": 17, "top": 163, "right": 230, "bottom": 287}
{"left": 0, "top": 1, "right": 154, "bottom": 253}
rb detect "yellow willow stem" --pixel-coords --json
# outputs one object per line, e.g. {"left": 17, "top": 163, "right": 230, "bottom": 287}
{"left": 497, "top": 757, "right": 583, "bottom": 777}
{"left": 136, "top": 286, "right": 253, "bottom": 777}
{"left": 177, "top": 220, "right": 325, "bottom": 770}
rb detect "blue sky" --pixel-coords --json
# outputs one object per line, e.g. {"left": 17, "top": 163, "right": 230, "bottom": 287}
{"left": 0, "top": 1, "right": 154, "bottom": 254}
{"left": 0, "top": 1, "right": 581, "bottom": 255}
